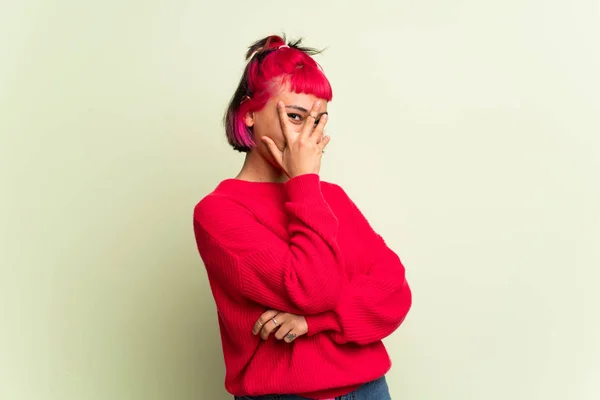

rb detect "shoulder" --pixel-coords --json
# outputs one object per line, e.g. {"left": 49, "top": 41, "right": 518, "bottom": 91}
{"left": 193, "top": 182, "right": 258, "bottom": 244}
{"left": 194, "top": 192, "right": 252, "bottom": 228}
{"left": 192, "top": 192, "right": 262, "bottom": 256}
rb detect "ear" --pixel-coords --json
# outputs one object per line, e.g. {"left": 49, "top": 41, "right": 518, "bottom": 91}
{"left": 243, "top": 110, "right": 255, "bottom": 128}
{"left": 241, "top": 96, "right": 255, "bottom": 128}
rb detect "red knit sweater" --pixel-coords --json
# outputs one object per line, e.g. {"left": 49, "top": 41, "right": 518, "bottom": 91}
{"left": 193, "top": 174, "right": 411, "bottom": 399}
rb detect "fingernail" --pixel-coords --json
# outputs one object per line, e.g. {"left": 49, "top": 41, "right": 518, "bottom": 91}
{"left": 315, "top": 101, "right": 321, "bottom": 107}
{"left": 278, "top": 101, "right": 284, "bottom": 107}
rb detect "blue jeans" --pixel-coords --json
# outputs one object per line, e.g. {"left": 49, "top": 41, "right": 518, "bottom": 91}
{"left": 234, "top": 376, "right": 391, "bottom": 400}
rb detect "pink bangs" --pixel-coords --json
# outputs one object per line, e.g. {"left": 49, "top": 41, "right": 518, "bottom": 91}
{"left": 251, "top": 47, "right": 332, "bottom": 102}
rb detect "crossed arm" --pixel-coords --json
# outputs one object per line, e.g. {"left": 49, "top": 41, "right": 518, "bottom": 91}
{"left": 194, "top": 174, "right": 411, "bottom": 346}
{"left": 252, "top": 185, "right": 412, "bottom": 345}
{"left": 255, "top": 236, "right": 411, "bottom": 345}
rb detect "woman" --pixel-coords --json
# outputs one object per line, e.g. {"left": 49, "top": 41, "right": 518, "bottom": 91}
{"left": 193, "top": 35, "right": 412, "bottom": 400}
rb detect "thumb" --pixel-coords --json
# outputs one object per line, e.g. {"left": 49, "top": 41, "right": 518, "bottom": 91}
{"left": 261, "top": 136, "right": 283, "bottom": 165}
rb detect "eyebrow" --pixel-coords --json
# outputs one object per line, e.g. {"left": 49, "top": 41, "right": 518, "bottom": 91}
{"left": 285, "top": 105, "right": 328, "bottom": 116}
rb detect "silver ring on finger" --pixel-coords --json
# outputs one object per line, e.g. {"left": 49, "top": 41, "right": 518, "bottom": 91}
{"left": 271, "top": 318, "right": 278, "bottom": 327}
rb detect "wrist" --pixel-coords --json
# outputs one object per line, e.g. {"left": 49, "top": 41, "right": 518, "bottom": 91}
{"left": 289, "top": 169, "right": 319, "bottom": 179}
{"left": 284, "top": 173, "right": 324, "bottom": 202}
{"left": 306, "top": 312, "right": 341, "bottom": 336}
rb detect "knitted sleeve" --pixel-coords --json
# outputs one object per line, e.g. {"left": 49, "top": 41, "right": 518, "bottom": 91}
{"left": 305, "top": 186, "right": 412, "bottom": 345}
{"left": 193, "top": 174, "right": 344, "bottom": 314}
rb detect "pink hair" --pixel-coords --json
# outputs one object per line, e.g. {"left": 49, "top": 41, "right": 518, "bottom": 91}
{"left": 224, "top": 35, "right": 333, "bottom": 152}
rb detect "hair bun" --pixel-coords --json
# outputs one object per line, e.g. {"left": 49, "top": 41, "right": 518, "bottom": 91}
{"left": 245, "top": 35, "right": 286, "bottom": 60}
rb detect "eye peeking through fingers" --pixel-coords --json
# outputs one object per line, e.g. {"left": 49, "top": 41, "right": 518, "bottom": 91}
{"left": 287, "top": 114, "right": 322, "bottom": 126}
{"left": 287, "top": 113, "right": 303, "bottom": 123}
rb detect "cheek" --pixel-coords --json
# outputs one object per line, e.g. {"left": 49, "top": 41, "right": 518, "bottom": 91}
{"left": 256, "top": 117, "right": 285, "bottom": 141}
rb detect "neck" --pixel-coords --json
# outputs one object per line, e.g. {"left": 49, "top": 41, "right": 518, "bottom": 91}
{"left": 236, "top": 150, "right": 288, "bottom": 183}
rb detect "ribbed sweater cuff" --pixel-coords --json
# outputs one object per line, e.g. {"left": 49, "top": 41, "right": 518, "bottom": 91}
{"left": 306, "top": 311, "right": 341, "bottom": 336}
{"left": 284, "top": 174, "right": 324, "bottom": 203}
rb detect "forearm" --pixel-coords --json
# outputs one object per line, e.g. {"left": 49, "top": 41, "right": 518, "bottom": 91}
{"left": 306, "top": 249, "right": 412, "bottom": 344}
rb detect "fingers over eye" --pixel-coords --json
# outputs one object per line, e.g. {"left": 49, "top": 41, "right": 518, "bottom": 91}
{"left": 301, "top": 101, "right": 322, "bottom": 137}
{"left": 277, "top": 101, "right": 291, "bottom": 136}
{"left": 311, "top": 113, "right": 328, "bottom": 140}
